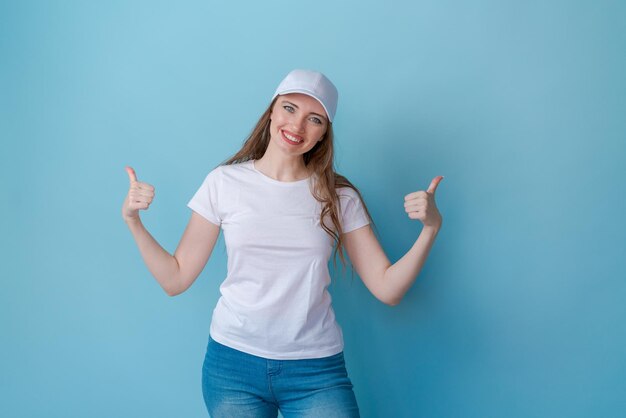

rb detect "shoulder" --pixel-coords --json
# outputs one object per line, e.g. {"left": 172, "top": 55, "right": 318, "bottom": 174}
{"left": 197, "top": 160, "right": 260, "bottom": 190}
{"left": 218, "top": 160, "right": 256, "bottom": 181}
{"left": 336, "top": 185, "right": 358, "bottom": 196}
{"left": 199, "top": 164, "right": 223, "bottom": 183}
{"left": 336, "top": 185, "right": 362, "bottom": 201}
{"left": 204, "top": 161, "right": 250, "bottom": 179}
{"left": 219, "top": 160, "right": 247, "bottom": 171}
{"left": 333, "top": 173, "right": 363, "bottom": 199}
{"left": 335, "top": 186, "right": 367, "bottom": 217}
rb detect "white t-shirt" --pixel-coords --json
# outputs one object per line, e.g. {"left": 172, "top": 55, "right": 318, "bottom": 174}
{"left": 187, "top": 159, "right": 370, "bottom": 359}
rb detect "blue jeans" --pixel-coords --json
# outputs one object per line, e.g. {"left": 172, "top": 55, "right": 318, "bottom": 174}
{"left": 202, "top": 335, "right": 361, "bottom": 417}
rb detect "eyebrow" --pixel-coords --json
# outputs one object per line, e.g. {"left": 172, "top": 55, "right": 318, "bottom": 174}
{"left": 281, "top": 100, "right": 327, "bottom": 122}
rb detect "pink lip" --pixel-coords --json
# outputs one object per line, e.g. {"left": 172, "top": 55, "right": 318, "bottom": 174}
{"left": 281, "top": 129, "right": 303, "bottom": 144}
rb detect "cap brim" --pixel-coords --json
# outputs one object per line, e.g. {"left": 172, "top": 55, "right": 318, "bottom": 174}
{"left": 272, "top": 89, "right": 333, "bottom": 123}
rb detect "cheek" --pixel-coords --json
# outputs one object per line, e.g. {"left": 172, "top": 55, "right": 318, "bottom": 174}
{"left": 270, "top": 114, "right": 287, "bottom": 131}
{"left": 317, "top": 127, "right": 328, "bottom": 140}
{"left": 269, "top": 118, "right": 280, "bottom": 135}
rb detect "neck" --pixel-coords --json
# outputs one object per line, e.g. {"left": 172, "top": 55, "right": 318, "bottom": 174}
{"left": 254, "top": 152, "right": 311, "bottom": 182}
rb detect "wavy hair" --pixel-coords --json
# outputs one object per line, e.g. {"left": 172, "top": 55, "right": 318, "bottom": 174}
{"left": 218, "top": 96, "right": 379, "bottom": 277}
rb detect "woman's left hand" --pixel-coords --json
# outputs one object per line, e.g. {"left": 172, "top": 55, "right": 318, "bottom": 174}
{"left": 404, "top": 176, "right": 444, "bottom": 229}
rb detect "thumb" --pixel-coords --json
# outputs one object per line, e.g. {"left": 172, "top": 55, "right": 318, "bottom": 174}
{"left": 126, "top": 166, "right": 138, "bottom": 184}
{"left": 427, "top": 176, "right": 444, "bottom": 194}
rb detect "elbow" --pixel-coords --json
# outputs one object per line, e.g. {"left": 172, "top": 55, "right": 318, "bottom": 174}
{"left": 164, "top": 283, "right": 182, "bottom": 297}
{"left": 165, "top": 277, "right": 192, "bottom": 297}
{"left": 164, "top": 272, "right": 189, "bottom": 297}
{"left": 379, "top": 293, "right": 401, "bottom": 307}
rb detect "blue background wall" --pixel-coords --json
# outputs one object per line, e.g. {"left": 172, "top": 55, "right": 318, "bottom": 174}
{"left": 2, "top": 1, "right": 624, "bottom": 417}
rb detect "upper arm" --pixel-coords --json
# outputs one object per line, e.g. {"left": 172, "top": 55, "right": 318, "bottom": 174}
{"left": 171, "top": 210, "right": 221, "bottom": 295}
{"left": 342, "top": 225, "right": 394, "bottom": 305}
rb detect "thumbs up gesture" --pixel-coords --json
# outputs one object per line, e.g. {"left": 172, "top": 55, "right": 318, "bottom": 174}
{"left": 404, "top": 176, "right": 443, "bottom": 229}
{"left": 122, "top": 166, "right": 156, "bottom": 222}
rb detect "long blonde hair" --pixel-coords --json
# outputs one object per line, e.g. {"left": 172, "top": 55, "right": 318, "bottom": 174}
{"left": 218, "top": 96, "right": 379, "bottom": 276}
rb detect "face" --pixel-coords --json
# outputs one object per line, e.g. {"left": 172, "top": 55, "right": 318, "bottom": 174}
{"left": 268, "top": 93, "right": 329, "bottom": 156}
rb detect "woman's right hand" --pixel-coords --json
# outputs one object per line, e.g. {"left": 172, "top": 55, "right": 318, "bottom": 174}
{"left": 122, "top": 166, "right": 156, "bottom": 222}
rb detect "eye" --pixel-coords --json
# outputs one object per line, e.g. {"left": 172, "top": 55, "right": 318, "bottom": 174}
{"left": 309, "top": 117, "right": 323, "bottom": 125}
{"left": 283, "top": 105, "right": 295, "bottom": 113}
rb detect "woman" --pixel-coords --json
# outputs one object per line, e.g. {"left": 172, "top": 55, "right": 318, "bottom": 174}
{"left": 122, "top": 69, "right": 443, "bottom": 417}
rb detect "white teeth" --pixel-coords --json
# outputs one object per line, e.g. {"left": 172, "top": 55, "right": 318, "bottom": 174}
{"left": 284, "top": 131, "right": 303, "bottom": 143}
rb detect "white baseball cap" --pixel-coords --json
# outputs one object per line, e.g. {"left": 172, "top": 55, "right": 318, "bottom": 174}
{"left": 272, "top": 69, "right": 339, "bottom": 123}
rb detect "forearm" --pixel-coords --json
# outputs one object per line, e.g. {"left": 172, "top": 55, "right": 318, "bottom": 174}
{"left": 125, "top": 217, "right": 180, "bottom": 296}
{"left": 383, "top": 224, "right": 441, "bottom": 305}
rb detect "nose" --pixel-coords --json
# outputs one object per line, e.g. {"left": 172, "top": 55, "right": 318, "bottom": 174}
{"left": 291, "top": 115, "right": 306, "bottom": 133}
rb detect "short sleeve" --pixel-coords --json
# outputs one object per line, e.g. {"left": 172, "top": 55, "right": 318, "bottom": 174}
{"left": 187, "top": 167, "right": 222, "bottom": 226}
{"left": 338, "top": 187, "right": 370, "bottom": 234}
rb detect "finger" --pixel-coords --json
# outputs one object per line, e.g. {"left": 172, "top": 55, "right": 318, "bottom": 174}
{"left": 404, "top": 196, "right": 427, "bottom": 206}
{"left": 136, "top": 182, "right": 155, "bottom": 192}
{"left": 129, "top": 193, "right": 153, "bottom": 206}
{"left": 405, "top": 203, "right": 426, "bottom": 211}
{"left": 404, "top": 199, "right": 426, "bottom": 208}
{"left": 133, "top": 188, "right": 155, "bottom": 197}
{"left": 128, "top": 200, "right": 150, "bottom": 210}
{"left": 404, "top": 191, "right": 428, "bottom": 201}
{"left": 426, "top": 176, "right": 444, "bottom": 194}
{"left": 126, "top": 166, "right": 138, "bottom": 184}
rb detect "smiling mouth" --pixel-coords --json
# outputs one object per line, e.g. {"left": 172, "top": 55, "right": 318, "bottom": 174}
{"left": 282, "top": 130, "right": 303, "bottom": 144}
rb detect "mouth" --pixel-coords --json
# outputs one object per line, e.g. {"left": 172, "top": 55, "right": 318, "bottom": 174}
{"left": 281, "top": 129, "right": 304, "bottom": 144}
